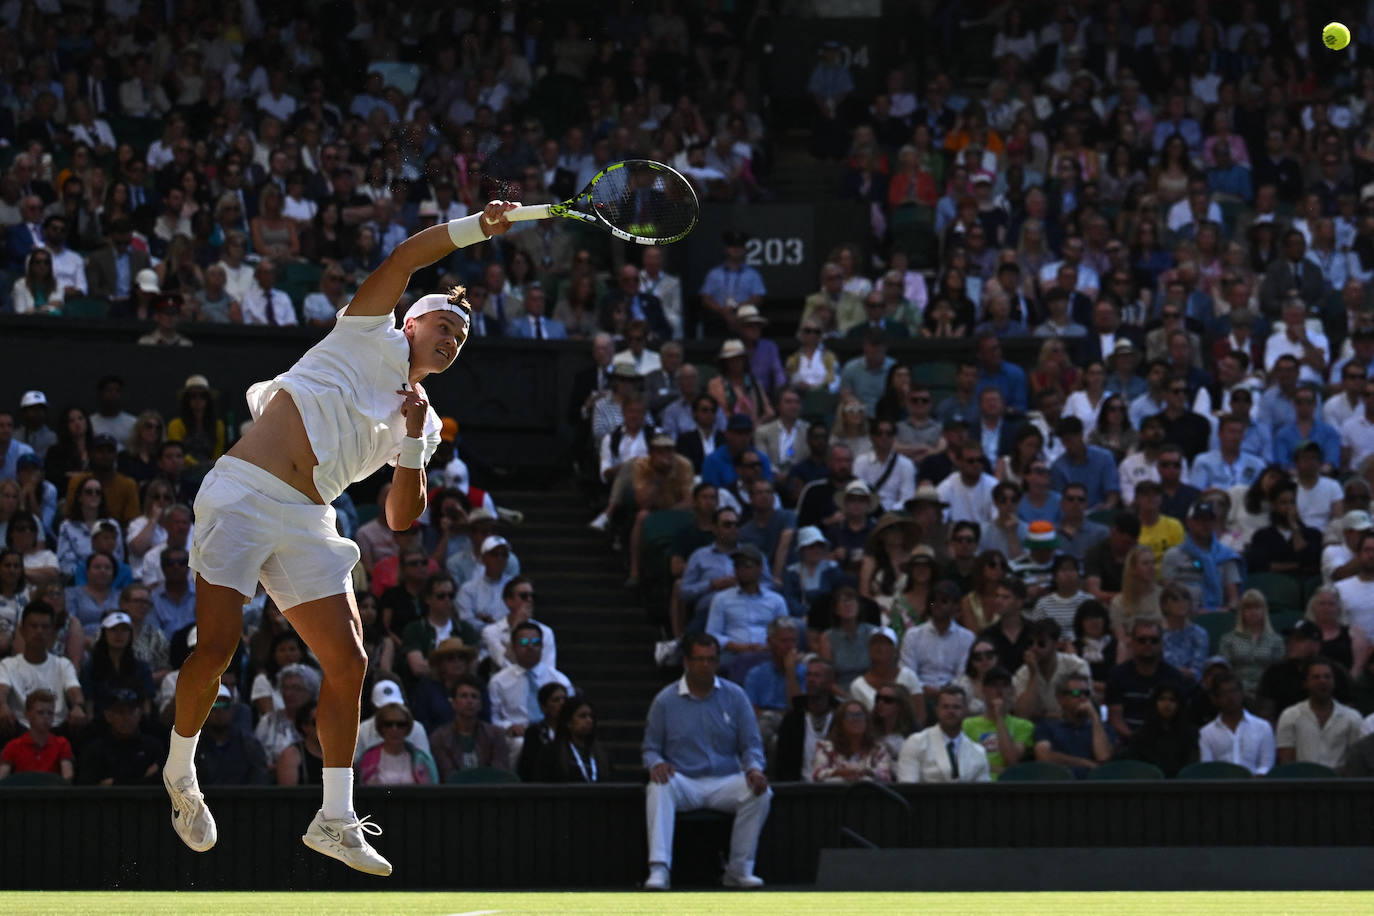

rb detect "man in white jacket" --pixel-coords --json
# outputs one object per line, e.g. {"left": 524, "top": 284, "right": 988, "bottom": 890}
{"left": 896, "top": 685, "right": 990, "bottom": 783}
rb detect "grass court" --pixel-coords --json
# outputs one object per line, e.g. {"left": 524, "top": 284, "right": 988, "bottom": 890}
{"left": 2, "top": 892, "right": 1370, "bottom": 915}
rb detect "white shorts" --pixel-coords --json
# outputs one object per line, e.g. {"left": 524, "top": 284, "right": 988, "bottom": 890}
{"left": 189, "top": 456, "right": 360, "bottom": 610}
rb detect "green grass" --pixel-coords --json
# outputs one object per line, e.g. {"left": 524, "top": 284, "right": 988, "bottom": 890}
{"left": 2, "top": 893, "right": 1371, "bottom": 916}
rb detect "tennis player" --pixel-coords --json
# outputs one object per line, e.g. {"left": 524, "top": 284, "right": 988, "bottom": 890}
{"left": 162, "top": 200, "right": 518, "bottom": 875}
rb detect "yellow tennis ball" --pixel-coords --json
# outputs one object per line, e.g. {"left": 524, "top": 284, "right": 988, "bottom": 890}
{"left": 1323, "top": 21, "right": 1351, "bottom": 51}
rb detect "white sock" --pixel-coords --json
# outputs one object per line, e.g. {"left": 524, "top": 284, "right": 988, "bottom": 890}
{"left": 165, "top": 729, "right": 200, "bottom": 783}
{"left": 322, "top": 767, "right": 355, "bottom": 821}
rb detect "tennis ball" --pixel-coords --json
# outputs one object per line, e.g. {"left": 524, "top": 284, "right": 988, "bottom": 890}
{"left": 1323, "top": 21, "right": 1351, "bottom": 51}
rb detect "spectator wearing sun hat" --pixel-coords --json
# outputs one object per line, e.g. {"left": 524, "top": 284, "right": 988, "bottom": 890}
{"left": 735, "top": 304, "right": 787, "bottom": 403}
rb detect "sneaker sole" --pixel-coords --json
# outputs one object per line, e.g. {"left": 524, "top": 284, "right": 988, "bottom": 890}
{"left": 301, "top": 833, "right": 393, "bottom": 876}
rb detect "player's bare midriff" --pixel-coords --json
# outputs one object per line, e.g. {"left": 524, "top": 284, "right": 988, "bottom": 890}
{"left": 226, "top": 389, "right": 325, "bottom": 504}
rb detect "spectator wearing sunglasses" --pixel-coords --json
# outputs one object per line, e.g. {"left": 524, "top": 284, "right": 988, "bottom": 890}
{"left": 1033, "top": 674, "right": 1117, "bottom": 778}
{"left": 1105, "top": 619, "right": 1186, "bottom": 740}
{"left": 481, "top": 577, "right": 557, "bottom": 673}
{"left": 489, "top": 620, "right": 573, "bottom": 761}
{"left": 357, "top": 700, "right": 439, "bottom": 786}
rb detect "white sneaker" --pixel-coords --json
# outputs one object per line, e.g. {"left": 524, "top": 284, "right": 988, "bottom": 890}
{"left": 301, "top": 810, "right": 393, "bottom": 876}
{"left": 164, "top": 772, "right": 217, "bottom": 852}
{"left": 722, "top": 872, "right": 764, "bottom": 889}
{"left": 644, "top": 864, "right": 671, "bottom": 890}
{"left": 588, "top": 511, "right": 609, "bottom": 532}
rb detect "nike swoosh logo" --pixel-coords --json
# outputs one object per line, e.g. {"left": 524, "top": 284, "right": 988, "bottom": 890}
{"left": 320, "top": 825, "right": 342, "bottom": 842}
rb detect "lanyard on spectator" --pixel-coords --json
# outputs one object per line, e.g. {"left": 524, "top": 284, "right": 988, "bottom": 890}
{"left": 570, "top": 744, "right": 596, "bottom": 782}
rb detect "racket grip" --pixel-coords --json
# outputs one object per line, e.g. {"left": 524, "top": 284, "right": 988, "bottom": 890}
{"left": 505, "top": 204, "right": 553, "bottom": 223}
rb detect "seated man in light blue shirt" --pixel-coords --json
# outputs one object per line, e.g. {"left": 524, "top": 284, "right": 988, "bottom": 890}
{"left": 1050, "top": 417, "right": 1121, "bottom": 512}
{"left": 838, "top": 328, "right": 896, "bottom": 415}
{"left": 680, "top": 508, "right": 773, "bottom": 635}
{"left": 1191, "top": 415, "right": 1267, "bottom": 490}
{"left": 1272, "top": 385, "right": 1340, "bottom": 472}
{"left": 706, "top": 544, "right": 791, "bottom": 681}
{"left": 974, "top": 332, "right": 1029, "bottom": 411}
{"left": 643, "top": 633, "right": 772, "bottom": 891}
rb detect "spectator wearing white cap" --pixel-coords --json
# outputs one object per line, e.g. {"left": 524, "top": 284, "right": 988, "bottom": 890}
{"left": 480, "top": 576, "right": 557, "bottom": 672}
{"left": 781, "top": 525, "right": 842, "bottom": 619}
{"left": 1322, "top": 510, "right": 1374, "bottom": 584}
{"left": 353, "top": 678, "right": 432, "bottom": 766}
{"left": 15, "top": 391, "right": 56, "bottom": 462}
{"left": 849, "top": 626, "right": 922, "bottom": 711}
{"left": 131, "top": 267, "right": 162, "bottom": 320}
{"left": 454, "top": 535, "right": 515, "bottom": 626}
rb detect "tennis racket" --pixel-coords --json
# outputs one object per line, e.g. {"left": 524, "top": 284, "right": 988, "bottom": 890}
{"left": 505, "top": 159, "right": 700, "bottom": 245}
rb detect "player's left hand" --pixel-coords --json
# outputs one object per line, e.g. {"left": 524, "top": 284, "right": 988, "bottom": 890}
{"left": 396, "top": 387, "right": 428, "bottom": 438}
{"left": 746, "top": 768, "right": 769, "bottom": 796}
{"left": 479, "top": 200, "right": 518, "bottom": 237}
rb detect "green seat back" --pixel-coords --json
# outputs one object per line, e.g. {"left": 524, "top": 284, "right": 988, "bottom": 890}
{"left": 801, "top": 389, "right": 838, "bottom": 425}
{"left": 1244, "top": 573, "right": 1301, "bottom": 613}
{"left": 1269, "top": 610, "right": 1303, "bottom": 637}
{"left": 1178, "top": 761, "right": 1252, "bottom": 780}
{"left": 0, "top": 771, "right": 67, "bottom": 786}
{"left": 1086, "top": 759, "right": 1165, "bottom": 781}
{"left": 1265, "top": 761, "right": 1337, "bottom": 779}
{"left": 997, "top": 761, "right": 1075, "bottom": 782}
{"left": 1196, "top": 611, "right": 1235, "bottom": 654}
{"left": 63, "top": 297, "right": 110, "bottom": 319}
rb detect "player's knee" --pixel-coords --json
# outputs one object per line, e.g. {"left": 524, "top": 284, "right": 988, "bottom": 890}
{"left": 323, "top": 641, "right": 368, "bottom": 686}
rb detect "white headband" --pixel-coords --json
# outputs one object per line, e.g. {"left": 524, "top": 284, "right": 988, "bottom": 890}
{"left": 404, "top": 293, "right": 471, "bottom": 327}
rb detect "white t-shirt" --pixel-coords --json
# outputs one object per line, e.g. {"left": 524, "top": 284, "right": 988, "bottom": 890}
{"left": 1064, "top": 390, "right": 1108, "bottom": 435}
{"left": 1341, "top": 412, "right": 1374, "bottom": 473}
{"left": 849, "top": 667, "right": 922, "bottom": 711}
{"left": 0, "top": 653, "right": 81, "bottom": 728}
{"left": 937, "top": 472, "right": 998, "bottom": 525}
{"left": 1297, "top": 477, "right": 1343, "bottom": 532}
{"left": 1335, "top": 576, "right": 1374, "bottom": 641}
{"left": 1322, "top": 543, "right": 1353, "bottom": 584}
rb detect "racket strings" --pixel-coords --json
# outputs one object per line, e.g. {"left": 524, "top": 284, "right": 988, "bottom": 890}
{"left": 591, "top": 163, "right": 698, "bottom": 241}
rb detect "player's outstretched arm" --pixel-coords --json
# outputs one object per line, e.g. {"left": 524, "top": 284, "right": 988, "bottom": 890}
{"left": 345, "top": 200, "right": 518, "bottom": 318}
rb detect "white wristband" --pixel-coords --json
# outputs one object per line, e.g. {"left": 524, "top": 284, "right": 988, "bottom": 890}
{"left": 447, "top": 213, "right": 487, "bottom": 249}
{"left": 398, "top": 436, "right": 426, "bottom": 470}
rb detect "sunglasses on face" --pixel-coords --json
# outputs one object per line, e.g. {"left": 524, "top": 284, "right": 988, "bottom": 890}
{"left": 1062, "top": 688, "right": 1089, "bottom": 699}
{"left": 515, "top": 591, "right": 534, "bottom": 601}
{"left": 1159, "top": 460, "right": 1182, "bottom": 468}
{"left": 432, "top": 590, "right": 454, "bottom": 600}
{"left": 740, "top": 462, "right": 762, "bottom": 469}
{"left": 517, "top": 636, "right": 543, "bottom": 647}
{"left": 378, "top": 720, "right": 408, "bottom": 730}
{"left": 953, "top": 535, "right": 976, "bottom": 543}
{"left": 405, "top": 559, "right": 427, "bottom": 566}
{"left": 909, "top": 396, "right": 931, "bottom": 404}
{"left": 1135, "top": 636, "right": 1161, "bottom": 645}
{"left": 971, "top": 650, "right": 997, "bottom": 661}
{"left": 719, "top": 520, "right": 738, "bottom": 529}
{"left": 875, "top": 695, "right": 897, "bottom": 704}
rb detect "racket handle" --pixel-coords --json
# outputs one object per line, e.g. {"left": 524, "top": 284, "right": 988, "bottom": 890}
{"left": 505, "top": 204, "right": 553, "bottom": 223}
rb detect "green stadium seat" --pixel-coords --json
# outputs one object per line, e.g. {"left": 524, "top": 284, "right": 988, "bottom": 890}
{"left": 640, "top": 509, "right": 694, "bottom": 584}
{"left": 63, "top": 297, "right": 110, "bottom": 319}
{"left": 801, "top": 388, "right": 838, "bottom": 425}
{"left": 1298, "top": 575, "right": 1325, "bottom": 606}
{"left": 1177, "top": 761, "right": 1252, "bottom": 780}
{"left": 1195, "top": 611, "right": 1235, "bottom": 654}
{"left": 1086, "top": 760, "right": 1165, "bottom": 781}
{"left": 910, "top": 362, "right": 956, "bottom": 390}
{"left": 1269, "top": 610, "right": 1303, "bottom": 637}
{"left": 1265, "top": 762, "right": 1337, "bottom": 779}
{"left": 1088, "top": 509, "right": 1117, "bottom": 526}
{"left": 448, "top": 766, "right": 521, "bottom": 784}
{"left": 1245, "top": 573, "right": 1301, "bottom": 613}
{"left": 997, "top": 761, "right": 1075, "bottom": 781}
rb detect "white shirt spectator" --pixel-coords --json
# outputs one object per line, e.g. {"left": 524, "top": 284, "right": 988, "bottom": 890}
{"left": 480, "top": 618, "right": 557, "bottom": 671}
{"left": 241, "top": 286, "right": 298, "bottom": 326}
{"left": 1198, "top": 710, "right": 1276, "bottom": 774}
{"left": 614, "top": 348, "right": 662, "bottom": 375}
{"left": 283, "top": 195, "right": 318, "bottom": 223}
{"left": 1264, "top": 329, "right": 1330, "bottom": 386}
{"left": 1335, "top": 576, "right": 1374, "bottom": 640}
{"left": 71, "top": 119, "right": 117, "bottom": 150}
{"left": 1322, "top": 543, "right": 1352, "bottom": 584}
{"left": 1166, "top": 198, "right": 1223, "bottom": 234}
{"left": 0, "top": 651, "right": 81, "bottom": 728}
{"left": 1037, "top": 261, "right": 1100, "bottom": 297}
{"left": 489, "top": 662, "right": 573, "bottom": 732}
{"left": 1064, "top": 390, "right": 1109, "bottom": 435}
{"left": 898, "top": 620, "right": 975, "bottom": 689}
{"left": 455, "top": 570, "right": 513, "bottom": 626}
{"left": 302, "top": 293, "right": 340, "bottom": 324}
{"left": 599, "top": 426, "right": 649, "bottom": 480}
{"left": 937, "top": 471, "right": 998, "bottom": 525}
{"left": 1323, "top": 391, "right": 1362, "bottom": 430}
{"left": 854, "top": 450, "right": 917, "bottom": 513}
{"left": 48, "top": 246, "right": 87, "bottom": 294}
{"left": 1297, "top": 476, "right": 1343, "bottom": 531}
{"left": 850, "top": 667, "right": 922, "bottom": 711}
{"left": 257, "top": 91, "right": 299, "bottom": 122}
{"left": 1341, "top": 411, "right": 1374, "bottom": 474}
{"left": 1275, "top": 698, "right": 1363, "bottom": 769}
{"left": 639, "top": 270, "right": 683, "bottom": 339}
{"left": 218, "top": 261, "right": 254, "bottom": 303}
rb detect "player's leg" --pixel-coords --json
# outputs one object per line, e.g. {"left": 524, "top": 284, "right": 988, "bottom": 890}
{"left": 164, "top": 575, "right": 245, "bottom": 852}
{"left": 285, "top": 591, "right": 391, "bottom": 876}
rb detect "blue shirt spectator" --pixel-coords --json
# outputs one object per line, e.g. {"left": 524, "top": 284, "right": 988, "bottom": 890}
{"left": 1189, "top": 449, "right": 1267, "bottom": 490}
{"left": 699, "top": 264, "right": 766, "bottom": 310}
{"left": 1272, "top": 419, "right": 1341, "bottom": 470}
{"left": 701, "top": 444, "right": 773, "bottom": 489}
{"left": 151, "top": 584, "right": 197, "bottom": 639}
{"left": 705, "top": 586, "right": 790, "bottom": 655}
{"left": 1, "top": 438, "right": 36, "bottom": 483}
{"left": 643, "top": 674, "right": 766, "bottom": 779}
{"left": 744, "top": 659, "right": 807, "bottom": 711}
{"left": 839, "top": 353, "right": 896, "bottom": 416}
{"left": 1051, "top": 437, "right": 1120, "bottom": 510}
{"left": 1018, "top": 490, "right": 1062, "bottom": 525}
{"left": 976, "top": 362, "right": 1029, "bottom": 412}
